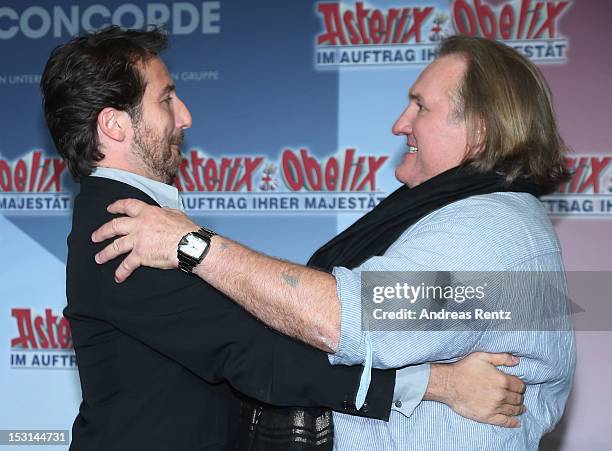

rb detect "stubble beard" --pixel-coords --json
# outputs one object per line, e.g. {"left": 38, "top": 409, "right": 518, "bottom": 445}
{"left": 132, "top": 123, "right": 184, "bottom": 185}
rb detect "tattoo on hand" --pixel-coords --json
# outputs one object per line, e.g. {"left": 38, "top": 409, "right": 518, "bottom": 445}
{"left": 219, "top": 242, "right": 230, "bottom": 252}
{"left": 282, "top": 269, "right": 300, "bottom": 288}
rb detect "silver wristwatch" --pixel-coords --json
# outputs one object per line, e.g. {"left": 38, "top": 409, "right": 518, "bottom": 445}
{"left": 177, "top": 227, "right": 216, "bottom": 274}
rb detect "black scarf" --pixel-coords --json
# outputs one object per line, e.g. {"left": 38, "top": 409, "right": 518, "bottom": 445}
{"left": 241, "top": 166, "right": 540, "bottom": 450}
{"left": 308, "top": 166, "right": 540, "bottom": 271}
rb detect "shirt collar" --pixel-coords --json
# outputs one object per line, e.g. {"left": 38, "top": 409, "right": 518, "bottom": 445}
{"left": 91, "top": 167, "right": 182, "bottom": 210}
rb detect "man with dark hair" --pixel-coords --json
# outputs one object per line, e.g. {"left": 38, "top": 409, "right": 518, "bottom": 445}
{"left": 93, "top": 35, "right": 575, "bottom": 450}
{"left": 43, "top": 27, "right": 528, "bottom": 450}
{"left": 42, "top": 26, "right": 168, "bottom": 180}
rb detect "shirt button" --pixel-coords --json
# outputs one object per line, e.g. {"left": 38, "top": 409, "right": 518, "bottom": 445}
{"left": 394, "top": 400, "right": 402, "bottom": 408}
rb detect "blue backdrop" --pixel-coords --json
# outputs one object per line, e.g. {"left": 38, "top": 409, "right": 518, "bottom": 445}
{"left": 1, "top": 1, "right": 611, "bottom": 450}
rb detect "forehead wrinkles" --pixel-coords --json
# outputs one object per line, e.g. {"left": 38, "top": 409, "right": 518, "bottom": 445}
{"left": 417, "top": 55, "right": 467, "bottom": 121}
{"left": 140, "top": 58, "right": 172, "bottom": 91}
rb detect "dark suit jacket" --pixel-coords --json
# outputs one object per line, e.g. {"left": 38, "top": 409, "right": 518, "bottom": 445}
{"left": 65, "top": 176, "right": 395, "bottom": 450}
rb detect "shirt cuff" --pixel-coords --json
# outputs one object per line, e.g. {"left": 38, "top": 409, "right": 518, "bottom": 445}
{"left": 328, "top": 266, "right": 367, "bottom": 366}
{"left": 391, "top": 363, "right": 430, "bottom": 418}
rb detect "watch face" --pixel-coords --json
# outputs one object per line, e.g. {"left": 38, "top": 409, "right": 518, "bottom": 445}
{"left": 181, "top": 234, "right": 208, "bottom": 259}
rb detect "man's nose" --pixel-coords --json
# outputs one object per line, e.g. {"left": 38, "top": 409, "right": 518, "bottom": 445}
{"left": 175, "top": 97, "right": 192, "bottom": 130}
{"left": 392, "top": 107, "right": 413, "bottom": 136}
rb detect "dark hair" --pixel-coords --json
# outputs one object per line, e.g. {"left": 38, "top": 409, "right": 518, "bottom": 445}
{"left": 41, "top": 25, "right": 168, "bottom": 179}
{"left": 439, "top": 35, "right": 570, "bottom": 194}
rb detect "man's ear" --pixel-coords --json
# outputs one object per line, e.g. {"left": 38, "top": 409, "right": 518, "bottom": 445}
{"left": 97, "top": 107, "right": 130, "bottom": 142}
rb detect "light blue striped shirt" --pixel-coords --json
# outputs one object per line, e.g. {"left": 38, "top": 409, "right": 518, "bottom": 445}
{"left": 330, "top": 192, "right": 576, "bottom": 450}
{"left": 91, "top": 167, "right": 182, "bottom": 209}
